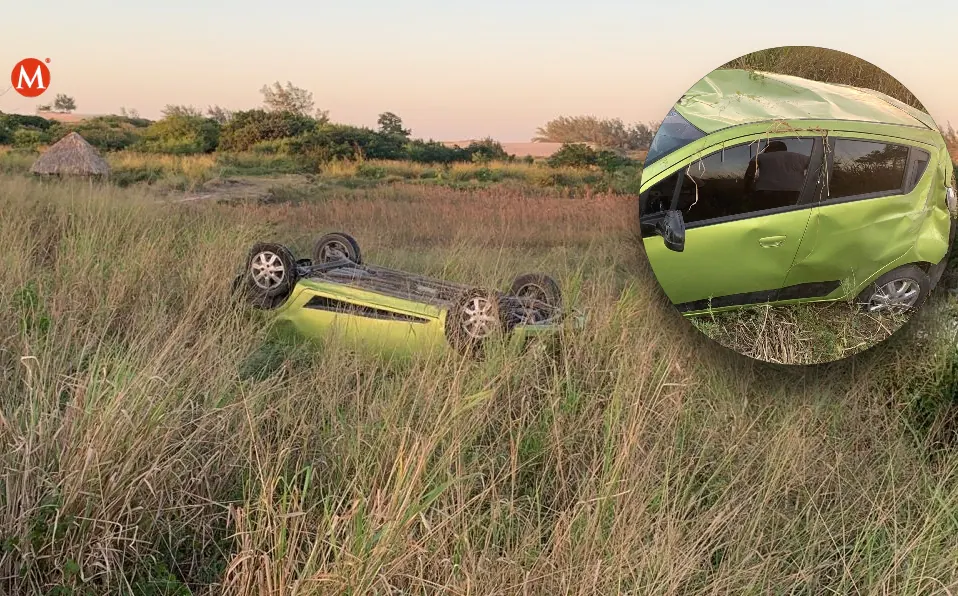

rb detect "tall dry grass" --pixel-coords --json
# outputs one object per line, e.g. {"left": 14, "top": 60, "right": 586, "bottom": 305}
{"left": 1, "top": 175, "right": 958, "bottom": 594}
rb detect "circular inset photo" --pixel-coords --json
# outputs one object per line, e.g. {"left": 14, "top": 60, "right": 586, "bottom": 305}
{"left": 638, "top": 46, "right": 957, "bottom": 365}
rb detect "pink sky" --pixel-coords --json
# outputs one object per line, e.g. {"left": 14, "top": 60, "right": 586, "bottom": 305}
{"left": 4, "top": 1, "right": 956, "bottom": 141}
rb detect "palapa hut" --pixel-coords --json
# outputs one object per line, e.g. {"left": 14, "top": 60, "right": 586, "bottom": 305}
{"left": 30, "top": 131, "right": 110, "bottom": 178}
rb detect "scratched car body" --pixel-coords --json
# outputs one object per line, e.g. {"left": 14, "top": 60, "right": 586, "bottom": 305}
{"left": 639, "top": 69, "right": 957, "bottom": 316}
{"left": 232, "top": 232, "right": 575, "bottom": 355}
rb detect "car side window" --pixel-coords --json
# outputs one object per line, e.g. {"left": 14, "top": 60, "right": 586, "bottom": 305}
{"left": 828, "top": 139, "right": 909, "bottom": 199}
{"left": 675, "top": 137, "right": 814, "bottom": 225}
{"left": 640, "top": 172, "right": 680, "bottom": 218}
{"left": 904, "top": 148, "right": 930, "bottom": 193}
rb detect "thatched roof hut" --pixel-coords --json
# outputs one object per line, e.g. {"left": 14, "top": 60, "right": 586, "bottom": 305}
{"left": 30, "top": 132, "right": 110, "bottom": 177}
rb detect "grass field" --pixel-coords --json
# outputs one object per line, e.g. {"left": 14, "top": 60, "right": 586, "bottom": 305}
{"left": 0, "top": 147, "right": 643, "bottom": 198}
{"left": 2, "top": 173, "right": 958, "bottom": 594}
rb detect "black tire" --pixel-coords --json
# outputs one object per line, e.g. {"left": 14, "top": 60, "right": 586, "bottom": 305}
{"left": 509, "top": 273, "right": 562, "bottom": 309}
{"left": 244, "top": 242, "right": 297, "bottom": 309}
{"left": 313, "top": 232, "right": 362, "bottom": 265}
{"left": 445, "top": 288, "right": 507, "bottom": 354}
{"left": 855, "top": 264, "right": 931, "bottom": 314}
{"left": 509, "top": 273, "right": 562, "bottom": 324}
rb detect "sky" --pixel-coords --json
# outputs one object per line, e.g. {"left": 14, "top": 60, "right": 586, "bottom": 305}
{"left": 4, "top": 0, "right": 957, "bottom": 142}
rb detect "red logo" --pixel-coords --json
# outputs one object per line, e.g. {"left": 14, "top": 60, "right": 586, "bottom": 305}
{"left": 11, "top": 58, "right": 51, "bottom": 98}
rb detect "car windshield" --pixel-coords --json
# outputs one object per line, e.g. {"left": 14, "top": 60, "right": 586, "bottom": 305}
{"left": 645, "top": 108, "right": 706, "bottom": 166}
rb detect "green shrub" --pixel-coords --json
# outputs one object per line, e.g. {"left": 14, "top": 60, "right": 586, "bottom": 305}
{"left": 52, "top": 116, "right": 151, "bottom": 151}
{"left": 0, "top": 112, "right": 55, "bottom": 132}
{"left": 284, "top": 125, "right": 406, "bottom": 162}
{"left": 595, "top": 149, "right": 637, "bottom": 172}
{"left": 219, "top": 110, "right": 316, "bottom": 152}
{"left": 548, "top": 143, "right": 598, "bottom": 168}
{"left": 12, "top": 129, "right": 43, "bottom": 150}
{"left": 356, "top": 163, "right": 388, "bottom": 179}
{"left": 466, "top": 138, "right": 511, "bottom": 163}
{"left": 136, "top": 115, "right": 220, "bottom": 154}
{"left": 404, "top": 140, "right": 468, "bottom": 164}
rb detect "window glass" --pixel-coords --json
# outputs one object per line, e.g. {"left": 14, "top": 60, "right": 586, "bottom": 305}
{"left": 675, "top": 137, "right": 814, "bottom": 225}
{"left": 644, "top": 108, "right": 706, "bottom": 166}
{"left": 829, "top": 139, "right": 908, "bottom": 199}
{"left": 904, "top": 149, "right": 930, "bottom": 193}
{"left": 640, "top": 172, "right": 679, "bottom": 218}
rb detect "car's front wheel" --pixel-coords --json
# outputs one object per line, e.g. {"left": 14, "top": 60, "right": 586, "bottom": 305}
{"left": 855, "top": 264, "right": 930, "bottom": 314}
{"left": 242, "top": 242, "right": 298, "bottom": 309}
{"left": 445, "top": 289, "right": 507, "bottom": 354}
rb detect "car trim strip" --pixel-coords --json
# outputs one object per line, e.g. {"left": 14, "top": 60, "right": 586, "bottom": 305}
{"left": 675, "top": 280, "right": 843, "bottom": 312}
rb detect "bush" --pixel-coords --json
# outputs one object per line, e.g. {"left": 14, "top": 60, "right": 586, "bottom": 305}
{"left": 595, "top": 149, "right": 637, "bottom": 172}
{"left": 0, "top": 113, "right": 55, "bottom": 132}
{"left": 284, "top": 125, "right": 406, "bottom": 162}
{"left": 12, "top": 129, "right": 43, "bottom": 150}
{"left": 64, "top": 118, "right": 145, "bottom": 151}
{"left": 219, "top": 110, "right": 316, "bottom": 152}
{"left": 466, "top": 138, "right": 511, "bottom": 163}
{"left": 136, "top": 115, "right": 220, "bottom": 154}
{"left": 548, "top": 143, "right": 598, "bottom": 168}
{"left": 404, "top": 140, "right": 469, "bottom": 164}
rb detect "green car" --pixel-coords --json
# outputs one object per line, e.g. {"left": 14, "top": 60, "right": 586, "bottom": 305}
{"left": 639, "top": 69, "right": 957, "bottom": 315}
{"left": 233, "top": 232, "right": 571, "bottom": 355}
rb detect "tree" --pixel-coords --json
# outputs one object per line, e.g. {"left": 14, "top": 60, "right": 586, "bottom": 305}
{"left": 534, "top": 115, "right": 658, "bottom": 151}
{"left": 53, "top": 94, "right": 76, "bottom": 113}
{"left": 36, "top": 104, "right": 52, "bottom": 113}
{"left": 206, "top": 105, "right": 234, "bottom": 125}
{"left": 260, "top": 81, "right": 316, "bottom": 116}
{"left": 377, "top": 112, "right": 410, "bottom": 138}
{"left": 315, "top": 108, "right": 330, "bottom": 124}
{"left": 161, "top": 104, "right": 204, "bottom": 118}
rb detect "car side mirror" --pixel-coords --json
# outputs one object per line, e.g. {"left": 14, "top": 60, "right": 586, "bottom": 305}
{"left": 656, "top": 209, "right": 686, "bottom": 252}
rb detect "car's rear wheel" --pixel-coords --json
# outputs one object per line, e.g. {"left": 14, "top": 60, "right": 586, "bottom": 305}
{"left": 243, "top": 242, "right": 297, "bottom": 309}
{"left": 313, "top": 232, "right": 362, "bottom": 265}
{"left": 445, "top": 289, "right": 507, "bottom": 354}
{"left": 509, "top": 273, "right": 562, "bottom": 323}
{"left": 856, "top": 264, "right": 930, "bottom": 314}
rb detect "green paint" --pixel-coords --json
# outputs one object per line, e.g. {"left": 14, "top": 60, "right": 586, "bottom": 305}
{"left": 641, "top": 70, "right": 955, "bottom": 315}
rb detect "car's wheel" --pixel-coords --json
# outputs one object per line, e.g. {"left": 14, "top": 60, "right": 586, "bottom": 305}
{"left": 244, "top": 242, "right": 297, "bottom": 309}
{"left": 510, "top": 273, "right": 562, "bottom": 306}
{"left": 445, "top": 289, "right": 507, "bottom": 354}
{"left": 856, "top": 264, "right": 930, "bottom": 314}
{"left": 313, "top": 232, "right": 362, "bottom": 264}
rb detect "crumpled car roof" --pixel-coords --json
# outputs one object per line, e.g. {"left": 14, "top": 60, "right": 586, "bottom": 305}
{"left": 674, "top": 69, "right": 937, "bottom": 134}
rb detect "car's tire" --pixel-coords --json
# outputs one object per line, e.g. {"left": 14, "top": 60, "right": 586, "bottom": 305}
{"left": 510, "top": 273, "right": 562, "bottom": 308}
{"left": 445, "top": 288, "right": 507, "bottom": 354}
{"left": 508, "top": 273, "right": 563, "bottom": 325}
{"left": 313, "top": 232, "right": 362, "bottom": 265}
{"left": 244, "top": 242, "right": 297, "bottom": 309}
{"left": 855, "top": 264, "right": 931, "bottom": 314}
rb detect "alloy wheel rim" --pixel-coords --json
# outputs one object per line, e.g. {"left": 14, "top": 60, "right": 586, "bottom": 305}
{"left": 867, "top": 278, "right": 920, "bottom": 313}
{"left": 461, "top": 296, "right": 498, "bottom": 338}
{"left": 250, "top": 251, "right": 285, "bottom": 289}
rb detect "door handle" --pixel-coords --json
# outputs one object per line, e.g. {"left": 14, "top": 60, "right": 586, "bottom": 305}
{"left": 759, "top": 235, "right": 786, "bottom": 248}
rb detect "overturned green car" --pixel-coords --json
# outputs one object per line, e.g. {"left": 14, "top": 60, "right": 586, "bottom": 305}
{"left": 639, "top": 69, "right": 957, "bottom": 315}
{"left": 232, "top": 232, "right": 572, "bottom": 355}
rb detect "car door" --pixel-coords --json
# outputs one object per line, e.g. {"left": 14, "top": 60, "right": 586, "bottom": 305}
{"left": 640, "top": 135, "right": 822, "bottom": 311}
{"left": 781, "top": 135, "right": 936, "bottom": 299}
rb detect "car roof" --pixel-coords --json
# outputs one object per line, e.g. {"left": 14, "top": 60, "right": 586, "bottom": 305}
{"left": 674, "top": 69, "right": 938, "bottom": 134}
